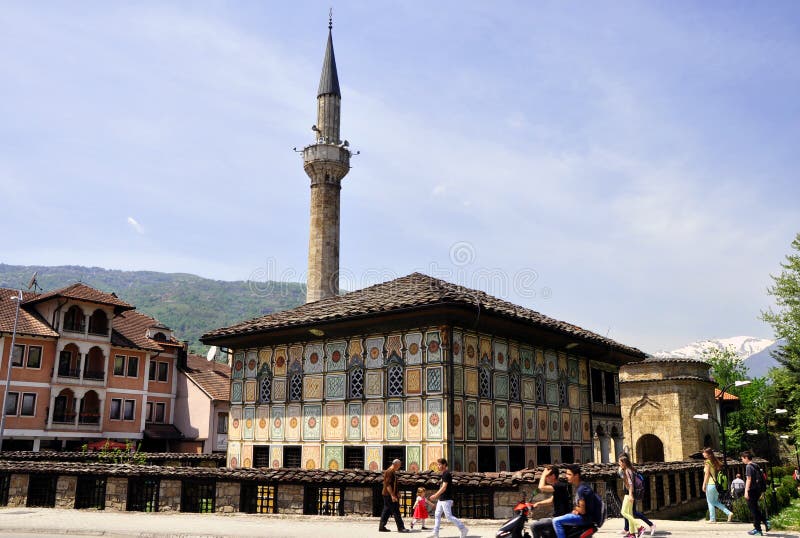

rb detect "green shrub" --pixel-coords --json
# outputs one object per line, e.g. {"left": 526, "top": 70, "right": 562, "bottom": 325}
{"left": 732, "top": 497, "right": 751, "bottom": 522}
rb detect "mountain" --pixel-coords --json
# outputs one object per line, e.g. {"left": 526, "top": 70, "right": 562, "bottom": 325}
{"left": 652, "top": 336, "right": 782, "bottom": 378}
{"left": 0, "top": 264, "right": 305, "bottom": 353}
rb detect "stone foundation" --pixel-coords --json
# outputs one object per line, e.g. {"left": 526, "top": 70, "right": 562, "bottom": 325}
{"left": 105, "top": 477, "right": 128, "bottom": 511}
{"left": 158, "top": 479, "right": 181, "bottom": 512}
{"left": 7, "top": 474, "right": 28, "bottom": 507}
{"left": 277, "top": 484, "right": 304, "bottom": 514}
{"left": 343, "top": 486, "right": 373, "bottom": 516}
{"left": 215, "top": 481, "right": 240, "bottom": 513}
{"left": 55, "top": 476, "right": 76, "bottom": 508}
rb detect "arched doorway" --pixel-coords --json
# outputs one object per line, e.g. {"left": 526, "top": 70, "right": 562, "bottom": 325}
{"left": 53, "top": 389, "right": 76, "bottom": 423}
{"left": 85, "top": 346, "right": 105, "bottom": 380}
{"left": 79, "top": 391, "right": 101, "bottom": 424}
{"left": 636, "top": 434, "right": 665, "bottom": 463}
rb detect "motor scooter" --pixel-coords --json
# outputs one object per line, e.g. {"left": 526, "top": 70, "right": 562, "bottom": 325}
{"left": 495, "top": 494, "right": 604, "bottom": 538}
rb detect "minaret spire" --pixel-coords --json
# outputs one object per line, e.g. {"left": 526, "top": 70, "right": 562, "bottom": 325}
{"left": 303, "top": 16, "right": 352, "bottom": 303}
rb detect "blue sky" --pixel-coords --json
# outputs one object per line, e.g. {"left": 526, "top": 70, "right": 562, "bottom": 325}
{"left": 1, "top": 1, "right": 799, "bottom": 354}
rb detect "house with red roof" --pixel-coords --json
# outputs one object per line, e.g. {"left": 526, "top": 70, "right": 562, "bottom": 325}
{"left": 174, "top": 354, "right": 230, "bottom": 453}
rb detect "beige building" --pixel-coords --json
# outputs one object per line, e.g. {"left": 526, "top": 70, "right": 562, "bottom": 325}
{"left": 619, "top": 358, "right": 718, "bottom": 463}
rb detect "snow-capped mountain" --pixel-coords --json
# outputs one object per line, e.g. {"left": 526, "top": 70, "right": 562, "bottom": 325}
{"left": 652, "top": 336, "right": 783, "bottom": 378}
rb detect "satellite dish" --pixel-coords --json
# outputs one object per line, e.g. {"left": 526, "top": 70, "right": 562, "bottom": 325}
{"left": 206, "top": 346, "right": 218, "bottom": 361}
{"left": 27, "top": 272, "right": 39, "bottom": 291}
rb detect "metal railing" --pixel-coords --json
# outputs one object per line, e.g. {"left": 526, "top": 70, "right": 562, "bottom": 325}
{"left": 83, "top": 369, "right": 105, "bottom": 380}
{"left": 57, "top": 367, "right": 80, "bottom": 378}
{"left": 78, "top": 414, "right": 100, "bottom": 424}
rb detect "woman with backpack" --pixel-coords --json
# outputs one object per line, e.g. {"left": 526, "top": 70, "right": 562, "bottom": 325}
{"left": 617, "top": 453, "right": 655, "bottom": 536}
{"left": 702, "top": 447, "right": 733, "bottom": 523}
{"left": 617, "top": 455, "right": 646, "bottom": 538}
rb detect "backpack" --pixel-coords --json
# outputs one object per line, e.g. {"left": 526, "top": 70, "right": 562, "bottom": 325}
{"left": 715, "top": 469, "right": 729, "bottom": 491}
{"left": 586, "top": 488, "right": 606, "bottom": 527}
{"left": 748, "top": 463, "right": 766, "bottom": 493}
{"left": 633, "top": 472, "right": 645, "bottom": 500}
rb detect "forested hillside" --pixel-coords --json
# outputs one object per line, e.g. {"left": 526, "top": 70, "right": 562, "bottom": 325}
{"left": 0, "top": 264, "right": 305, "bottom": 353}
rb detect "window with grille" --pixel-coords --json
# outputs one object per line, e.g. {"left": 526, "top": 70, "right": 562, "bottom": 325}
{"left": 304, "top": 485, "right": 343, "bottom": 515}
{"left": 75, "top": 476, "right": 106, "bottom": 509}
{"left": 509, "top": 372, "right": 520, "bottom": 402}
{"left": 668, "top": 474, "right": 676, "bottom": 503}
{"left": 240, "top": 482, "right": 278, "bottom": 514}
{"left": 289, "top": 374, "right": 303, "bottom": 401}
{"left": 259, "top": 377, "right": 271, "bottom": 403}
{"left": 654, "top": 475, "right": 664, "bottom": 509}
{"left": 0, "top": 473, "right": 10, "bottom": 506}
{"left": 679, "top": 472, "right": 687, "bottom": 501}
{"left": 181, "top": 479, "right": 216, "bottom": 513}
{"left": 284, "top": 446, "right": 302, "bottom": 468}
{"left": 453, "top": 489, "right": 493, "bottom": 519}
{"left": 479, "top": 367, "right": 491, "bottom": 398}
{"left": 344, "top": 446, "right": 364, "bottom": 470}
{"left": 535, "top": 374, "right": 545, "bottom": 404}
{"left": 127, "top": 478, "right": 160, "bottom": 512}
{"left": 349, "top": 368, "right": 364, "bottom": 399}
{"left": 387, "top": 365, "right": 403, "bottom": 397}
{"left": 253, "top": 446, "right": 270, "bottom": 468}
{"left": 558, "top": 377, "right": 567, "bottom": 407}
{"left": 26, "top": 474, "right": 57, "bottom": 507}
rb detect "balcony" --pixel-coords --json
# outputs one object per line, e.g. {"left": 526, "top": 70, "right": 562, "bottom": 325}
{"left": 79, "top": 413, "right": 100, "bottom": 425}
{"left": 52, "top": 412, "right": 76, "bottom": 424}
{"left": 83, "top": 369, "right": 105, "bottom": 381}
{"left": 57, "top": 367, "right": 81, "bottom": 379}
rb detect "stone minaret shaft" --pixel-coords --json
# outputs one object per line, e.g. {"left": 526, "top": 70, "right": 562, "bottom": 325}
{"left": 303, "top": 21, "right": 351, "bottom": 303}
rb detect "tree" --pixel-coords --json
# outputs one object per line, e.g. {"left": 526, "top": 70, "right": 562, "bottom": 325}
{"left": 703, "top": 345, "right": 749, "bottom": 388}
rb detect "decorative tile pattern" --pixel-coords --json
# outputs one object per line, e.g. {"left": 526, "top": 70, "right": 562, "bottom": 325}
{"left": 580, "top": 389, "right": 589, "bottom": 409}
{"left": 285, "top": 404, "right": 301, "bottom": 441}
{"left": 245, "top": 351, "right": 258, "bottom": 378}
{"left": 520, "top": 346, "right": 534, "bottom": 375}
{"left": 493, "top": 373, "right": 509, "bottom": 400}
{"left": 453, "top": 399, "right": 464, "bottom": 440}
{"left": 545, "top": 350, "right": 558, "bottom": 380}
{"left": 535, "top": 349, "right": 545, "bottom": 370}
{"left": 425, "top": 444, "right": 443, "bottom": 471}
{"left": 493, "top": 340, "right": 508, "bottom": 371}
{"left": 259, "top": 377, "right": 271, "bottom": 403}
{"left": 228, "top": 441, "right": 240, "bottom": 468}
{"left": 241, "top": 444, "right": 253, "bottom": 468}
{"left": 479, "top": 401, "right": 493, "bottom": 441}
{"left": 526, "top": 445, "right": 537, "bottom": 469}
{"left": 288, "top": 344, "right": 303, "bottom": 364}
{"left": 364, "top": 401, "right": 383, "bottom": 441}
{"left": 524, "top": 406, "right": 536, "bottom": 441}
{"left": 495, "top": 404, "right": 508, "bottom": 440}
{"left": 425, "top": 330, "right": 441, "bottom": 362}
{"left": 466, "top": 445, "right": 478, "bottom": 473}
{"left": 572, "top": 411, "right": 581, "bottom": 442}
{"left": 453, "top": 366, "right": 463, "bottom": 395}
{"left": 406, "top": 445, "right": 422, "bottom": 472}
{"left": 426, "top": 366, "right": 443, "bottom": 394}
{"left": 464, "top": 334, "right": 478, "bottom": 367}
{"left": 522, "top": 378, "right": 535, "bottom": 402}
{"left": 549, "top": 409, "right": 561, "bottom": 442}
{"left": 366, "top": 446, "right": 382, "bottom": 472}
{"left": 304, "top": 342, "right": 324, "bottom": 374}
{"left": 479, "top": 336, "right": 492, "bottom": 363}
{"left": 567, "top": 358, "right": 579, "bottom": 383}
{"left": 302, "top": 444, "right": 320, "bottom": 470}
{"left": 365, "top": 336, "right": 385, "bottom": 369}
{"left": 406, "top": 367, "right": 422, "bottom": 394}
{"left": 561, "top": 410, "right": 571, "bottom": 441}
{"left": 244, "top": 380, "right": 257, "bottom": 404}
{"left": 558, "top": 352, "right": 568, "bottom": 375}
{"left": 270, "top": 446, "right": 282, "bottom": 469}
{"left": 231, "top": 381, "right": 243, "bottom": 404}
{"left": 451, "top": 330, "right": 463, "bottom": 364}
{"left": 324, "top": 445, "right": 343, "bottom": 470}
{"left": 303, "top": 404, "right": 322, "bottom": 441}
{"left": 496, "top": 446, "right": 509, "bottom": 472}
{"left": 386, "top": 334, "right": 403, "bottom": 360}
{"left": 272, "top": 378, "right": 286, "bottom": 402}
{"left": 386, "top": 400, "right": 403, "bottom": 441}
{"left": 404, "top": 332, "right": 423, "bottom": 365}
{"left": 229, "top": 406, "right": 242, "bottom": 441}
{"left": 579, "top": 361, "right": 588, "bottom": 386}
{"left": 550, "top": 445, "right": 561, "bottom": 465}
{"left": 258, "top": 348, "right": 273, "bottom": 370}
{"left": 465, "top": 368, "right": 478, "bottom": 396}
{"left": 325, "top": 340, "right": 347, "bottom": 372}
{"left": 406, "top": 399, "right": 422, "bottom": 441}
{"left": 270, "top": 406, "right": 284, "bottom": 441}
{"left": 568, "top": 385, "right": 579, "bottom": 408}
{"left": 426, "top": 398, "right": 443, "bottom": 440}
{"left": 508, "top": 341, "right": 519, "bottom": 369}
{"left": 387, "top": 364, "right": 404, "bottom": 396}
{"left": 348, "top": 338, "right": 364, "bottom": 363}
{"left": 324, "top": 403, "right": 345, "bottom": 441}
{"left": 347, "top": 402, "right": 362, "bottom": 441}
{"left": 325, "top": 373, "right": 346, "bottom": 400}
{"left": 582, "top": 413, "right": 591, "bottom": 442}
{"left": 273, "top": 346, "right": 287, "bottom": 376}
{"left": 465, "top": 400, "right": 478, "bottom": 440}
{"left": 303, "top": 375, "right": 323, "bottom": 400}
{"left": 538, "top": 408, "right": 548, "bottom": 441}
{"left": 452, "top": 445, "right": 464, "bottom": 472}
{"left": 509, "top": 405, "right": 522, "bottom": 441}
{"left": 232, "top": 352, "right": 245, "bottom": 379}
{"left": 546, "top": 381, "right": 558, "bottom": 405}
{"left": 255, "top": 406, "right": 269, "bottom": 441}
{"left": 366, "top": 370, "right": 383, "bottom": 398}
{"left": 242, "top": 407, "right": 255, "bottom": 440}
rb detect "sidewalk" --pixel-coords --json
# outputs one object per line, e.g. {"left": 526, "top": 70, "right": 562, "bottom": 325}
{"left": 0, "top": 508, "right": 798, "bottom": 538}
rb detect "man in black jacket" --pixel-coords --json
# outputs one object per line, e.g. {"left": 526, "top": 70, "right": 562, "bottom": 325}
{"left": 531, "top": 465, "right": 571, "bottom": 538}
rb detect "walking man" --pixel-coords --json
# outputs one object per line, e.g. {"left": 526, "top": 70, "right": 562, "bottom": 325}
{"left": 428, "top": 458, "right": 469, "bottom": 538}
{"left": 379, "top": 458, "right": 409, "bottom": 533}
{"left": 741, "top": 450, "right": 769, "bottom": 536}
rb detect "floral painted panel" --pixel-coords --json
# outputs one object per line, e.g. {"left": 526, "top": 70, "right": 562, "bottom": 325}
{"left": 364, "top": 401, "right": 384, "bottom": 441}
{"left": 242, "top": 406, "right": 255, "bottom": 440}
{"left": 425, "top": 444, "right": 443, "bottom": 471}
{"left": 232, "top": 352, "right": 244, "bottom": 379}
{"left": 324, "top": 445, "right": 343, "bottom": 470}
{"left": 245, "top": 350, "right": 258, "bottom": 378}
{"left": 496, "top": 446, "right": 509, "bottom": 472}
{"left": 386, "top": 400, "right": 403, "bottom": 441}
{"left": 244, "top": 380, "right": 257, "bottom": 404}
{"left": 452, "top": 445, "right": 464, "bottom": 471}
{"left": 303, "top": 375, "right": 323, "bottom": 400}
{"left": 550, "top": 446, "right": 561, "bottom": 465}
{"left": 324, "top": 402, "right": 345, "bottom": 441}
{"left": 285, "top": 404, "right": 301, "bottom": 441}
{"left": 465, "top": 368, "right": 478, "bottom": 396}
{"left": 258, "top": 347, "right": 273, "bottom": 371}
{"left": 302, "top": 444, "right": 320, "bottom": 470}
{"left": 272, "top": 378, "right": 286, "bottom": 402}
{"left": 406, "top": 367, "right": 422, "bottom": 395}
{"left": 508, "top": 341, "right": 519, "bottom": 370}
{"left": 538, "top": 408, "right": 548, "bottom": 442}
{"left": 526, "top": 446, "right": 537, "bottom": 469}
{"left": 545, "top": 350, "right": 558, "bottom": 380}
{"left": 579, "top": 360, "right": 588, "bottom": 386}
{"left": 426, "top": 398, "right": 443, "bottom": 440}
{"left": 580, "top": 389, "right": 589, "bottom": 409}
{"left": 270, "top": 446, "right": 282, "bottom": 469}
{"left": 366, "top": 446, "right": 382, "bottom": 472}
{"left": 325, "top": 340, "right": 347, "bottom": 372}
{"left": 466, "top": 445, "right": 478, "bottom": 473}
{"left": 464, "top": 333, "right": 478, "bottom": 367}
{"left": 303, "top": 404, "right": 322, "bottom": 441}
{"left": 582, "top": 413, "right": 591, "bottom": 442}
{"left": 453, "top": 399, "right": 464, "bottom": 440}
{"left": 366, "top": 370, "right": 383, "bottom": 398}
{"left": 509, "top": 405, "right": 522, "bottom": 441}
{"left": 567, "top": 358, "right": 579, "bottom": 383}
{"left": 348, "top": 338, "right": 364, "bottom": 363}
{"left": 406, "top": 399, "right": 422, "bottom": 441}
{"left": 425, "top": 330, "right": 442, "bottom": 363}
{"left": 522, "top": 378, "right": 535, "bottom": 402}
{"left": 289, "top": 344, "right": 303, "bottom": 364}
{"left": 241, "top": 444, "right": 253, "bottom": 468}
{"left": 228, "top": 441, "right": 240, "bottom": 468}
{"left": 546, "top": 382, "right": 558, "bottom": 405}
{"left": 558, "top": 352, "right": 568, "bottom": 375}
{"left": 270, "top": 405, "right": 284, "bottom": 441}
{"left": 479, "top": 401, "right": 493, "bottom": 441}
{"left": 549, "top": 409, "right": 561, "bottom": 442}
{"left": 386, "top": 334, "right": 403, "bottom": 361}
{"left": 493, "top": 340, "right": 508, "bottom": 372}
{"left": 465, "top": 400, "right": 478, "bottom": 441}
{"left": 568, "top": 385, "right": 579, "bottom": 408}
{"left": 479, "top": 336, "right": 492, "bottom": 364}
{"left": 347, "top": 402, "right": 362, "bottom": 441}
{"left": 452, "top": 330, "right": 463, "bottom": 364}
{"left": 571, "top": 411, "right": 581, "bottom": 443}
{"left": 325, "top": 373, "right": 346, "bottom": 400}
{"left": 406, "top": 445, "right": 422, "bottom": 472}
{"left": 523, "top": 406, "right": 536, "bottom": 441}
{"left": 229, "top": 406, "right": 242, "bottom": 441}
{"left": 426, "top": 366, "right": 443, "bottom": 394}
{"left": 561, "top": 410, "right": 571, "bottom": 442}
{"left": 520, "top": 346, "right": 534, "bottom": 375}
{"left": 493, "top": 373, "right": 509, "bottom": 400}
{"left": 255, "top": 406, "right": 269, "bottom": 441}
{"left": 304, "top": 341, "right": 324, "bottom": 374}
{"left": 495, "top": 403, "right": 508, "bottom": 440}
{"left": 274, "top": 346, "right": 288, "bottom": 376}
{"left": 405, "top": 332, "right": 423, "bottom": 365}
{"left": 365, "top": 336, "right": 385, "bottom": 369}
{"left": 231, "top": 381, "right": 243, "bottom": 404}
{"left": 453, "top": 366, "right": 463, "bottom": 395}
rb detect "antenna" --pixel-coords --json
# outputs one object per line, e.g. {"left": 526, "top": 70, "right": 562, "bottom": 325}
{"left": 329, "top": 8, "right": 333, "bottom": 30}
{"left": 27, "top": 272, "right": 41, "bottom": 293}
{"left": 206, "top": 346, "right": 218, "bottom": 362}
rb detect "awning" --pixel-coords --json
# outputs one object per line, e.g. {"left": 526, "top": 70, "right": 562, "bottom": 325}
{"left": 143, "top": 424, "right": 185, "bottom": 440}
{"left": 86, "top": 440, "right": 129, "bottom": 451}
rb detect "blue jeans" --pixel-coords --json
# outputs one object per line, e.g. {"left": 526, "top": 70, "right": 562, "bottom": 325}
{"left": 551, "top": 513, "right": 588, "bottom": 538}
{"left": 705, "top": 484, "right": 731, "bottom": 521}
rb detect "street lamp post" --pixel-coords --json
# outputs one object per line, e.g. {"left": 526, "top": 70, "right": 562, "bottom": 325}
{"left": 694, "top": 413, "right": 729, "bottom": 482}
{"left": 0, "top": 290, "right": 23, "bottom": 452}
{"left": 702, "top": 379, "right": 751, "bottom": 481}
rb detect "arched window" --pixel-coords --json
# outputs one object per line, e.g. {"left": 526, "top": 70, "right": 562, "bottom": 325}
{"left": 260, "top": 376, "right": 272, "bottom": 403}
{"left": 88, "top": 309, "right": 108, "bottom": 335}
{"left": 64, "top": 305, "right": 85, "bottom": 332}
{"left": 509, "top": 368, "right": 521, "bottom": 402}
{"left": 387, "top": 363, "right": 404, "bottom": 397}
{"left": 153, "top": 332, "right": 167, "bottom": 342}
{"left": 479, "top": 366, "right": 492, "bottom": 399}
{"left": 349, "top": 367, "right": 364, "bottom": 399}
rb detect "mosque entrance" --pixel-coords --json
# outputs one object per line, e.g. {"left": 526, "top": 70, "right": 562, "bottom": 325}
{"left": 636, "top": 434, "right": 665, "bottom": 463}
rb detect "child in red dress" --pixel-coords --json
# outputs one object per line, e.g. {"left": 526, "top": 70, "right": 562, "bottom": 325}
{"left": 410, "top": 487, "right": 430, "bottom": 530}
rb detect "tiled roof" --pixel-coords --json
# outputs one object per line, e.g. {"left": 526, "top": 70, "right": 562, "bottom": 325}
{"left": 112, "top": 310, "right": 180, "bottom": 352}
{"left": 203, "top": 273, "right": 645, "bottom": 357}
{"left": 0, "top": 451, "right": 225, "bottom": 464}
{"left": 0, "top": 288, "right": 59, "bottom": 338}
{"left": 715, "top": 388, "right": 740, "bottom": 401}
{"left": 182, "top": 354, "right": 231, "bottom": 401}
{"left": 23, "top": 282, "right": 134, "bottom": 312}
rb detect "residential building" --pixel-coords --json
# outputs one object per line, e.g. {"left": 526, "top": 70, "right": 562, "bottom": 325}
{"left": 174, "top": 354, "right": 230, "bottom": 453}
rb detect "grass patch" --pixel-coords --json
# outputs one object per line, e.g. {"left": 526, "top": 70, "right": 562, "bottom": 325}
{"left": 770, "top": 497, "right": 800, "bottom": 530}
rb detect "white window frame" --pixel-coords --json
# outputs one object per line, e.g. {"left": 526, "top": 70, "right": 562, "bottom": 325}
{"left": 20, "top": 393, "right": 36, "bottom": 416}
{"left": 113, "top": 355, "right": 126, "bottom": 376}
{"left": 4, "top": 392, "right": 19, "bottom": 415}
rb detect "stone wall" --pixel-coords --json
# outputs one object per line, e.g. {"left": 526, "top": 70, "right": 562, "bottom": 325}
{"left": 105, "top": 477, "right": 127, "bottom": 511}
{"left": 343, "top": 486, "right": 373, "bottom": 516}
{"left": 158, "top": 479, "right": 181, "bottom": 512}
{"left": 7, "top": 474, "right": 28, "bottom": 507}
{"left": 215, "top": 481, "right": 240, "bottom": 513}
{"left": 55, "top": 476, "right": 76, "bottom": 508}
{"left": 277, "top": 483, "right": 304, "bottom": 514}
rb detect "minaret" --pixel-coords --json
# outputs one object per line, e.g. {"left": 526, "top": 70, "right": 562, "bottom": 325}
{"left": 303, "top": 16, "right": 351, "bottom": 303}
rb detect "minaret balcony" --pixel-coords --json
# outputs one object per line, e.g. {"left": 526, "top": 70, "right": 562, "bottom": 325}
{"left": 303, "top": 143, "right": 351, "bottom": 167}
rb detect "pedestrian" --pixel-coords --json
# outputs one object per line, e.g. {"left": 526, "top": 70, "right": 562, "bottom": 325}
{"left": 550, "top": 464, "right": 601, "bottom": 538}
{"left": 617, "top": 453, "right": 655, "bottom": 536}
{"left": 411, "top": 487, "right": 430, "bottom": 530}
{"left": 379, "top": 458, "right": 409, "bottom": 533}
{"left": 702, "top": 447, "right": 733, "bottom": 523}
{"left": 741, "top": 450, "right": 770, "bottom": 536}
{"left": 530, "top": 465, "right": 571, "bottom": 538}
{"left": 731, "top": 473, "right": 746, "bottom": 499}
{"left": 617, "top": 455, "right": 646, "bottom": 538}
{"left": 427, "top": 458, "right": 469, "bottom": 538}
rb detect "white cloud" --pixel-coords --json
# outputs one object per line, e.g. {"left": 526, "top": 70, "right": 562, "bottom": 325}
{"left": 127, "top": 217, "right": 144, "bottom": 235}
